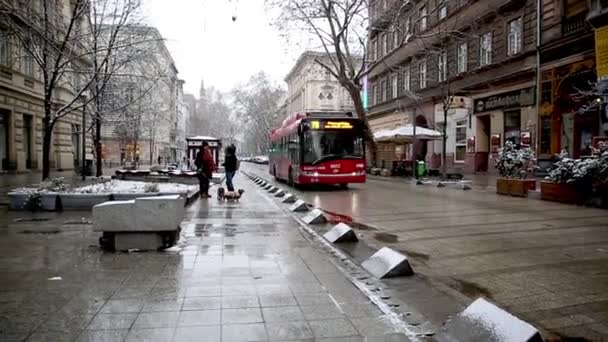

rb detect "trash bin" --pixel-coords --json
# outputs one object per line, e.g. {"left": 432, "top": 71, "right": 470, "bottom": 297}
{"left": 416, "top": 160, "right": 426, "bottom": 178}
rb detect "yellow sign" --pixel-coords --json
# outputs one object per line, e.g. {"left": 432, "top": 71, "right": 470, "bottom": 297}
{"left": 311, "top": 120, "right": 321, "bottom": 129}
{"left": 324, "top": 121, "right": 353, "bottom": 129}
{"left": 595, "top": 25, "right": 608, "bottom": 80}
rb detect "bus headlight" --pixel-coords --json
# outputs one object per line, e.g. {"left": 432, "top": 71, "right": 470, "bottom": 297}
{"left": 356, "top": 163, "right": 365, "bottom": 168}
{"left": 313, "top": 172, "right": 319, "bottom": 177}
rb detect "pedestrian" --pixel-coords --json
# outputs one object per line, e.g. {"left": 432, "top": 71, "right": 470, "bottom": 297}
{"left": 223, "top": 145, "right": 239, "bottom": 192}
{"left": 157, "top": 155, "right": 162, "bottom": 166}
{"left": 195, "top": 142, "right": 215, "bottom": 198}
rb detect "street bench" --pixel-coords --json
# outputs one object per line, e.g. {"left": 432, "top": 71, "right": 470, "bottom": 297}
{"left": 93, "top": 194, "right": 185, "bottom": 251}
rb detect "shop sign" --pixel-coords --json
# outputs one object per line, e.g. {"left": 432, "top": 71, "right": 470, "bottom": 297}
{"left": 521, "top": 131, "right": 531, "bottom": 147}
{"left": 467, "top": 136, "right": 476, "bottom": 153}
{"left": 474, "top": 87, "right": 535, "bottom": 113}
{"left": 595, "top": 25, "right": 608, "bottom": 80}
{"left": 491, "top": 134, "right": 501, "bottom": 153}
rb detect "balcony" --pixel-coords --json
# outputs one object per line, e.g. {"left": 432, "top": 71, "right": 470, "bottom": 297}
{"left": 562, "top": 13, "right": 590, "bottom": 37}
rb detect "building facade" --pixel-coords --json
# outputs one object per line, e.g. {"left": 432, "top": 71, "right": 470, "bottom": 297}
{"left": 0, "top": 0, "right": 91, "bottom": 173}
{"left": 285, "top": 51, "right": 359, "bottom": 115}
{"left": 99, "top": 26, "right": 180, "bottom": 166}
{"left": 367, "top": 0, "right": 538, "bottom": 173}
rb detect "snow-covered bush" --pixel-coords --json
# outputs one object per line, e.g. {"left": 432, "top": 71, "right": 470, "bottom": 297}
{"left": 144, "top": 183, "right": 160, "bottom": 193}
{"left": 547, "top": 143, "right": 608, "bottom": 185}
{"left": 38, "top": 177, "right": 68, "bottom": 192}
{"left": 495, "top": 141, "right": 536, "bottom": 179}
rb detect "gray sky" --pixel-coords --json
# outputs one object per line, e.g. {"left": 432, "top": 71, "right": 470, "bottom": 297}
{"left": 143, "top": 0, "right": 298, "bottom": 95}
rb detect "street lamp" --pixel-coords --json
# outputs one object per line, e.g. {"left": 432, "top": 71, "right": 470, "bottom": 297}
{"left": 79, "top": 95, "right": 87, "bottom": 180}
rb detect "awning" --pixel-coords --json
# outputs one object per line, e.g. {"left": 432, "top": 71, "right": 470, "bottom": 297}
{"left": 373, "top": 124, "right": 442, "bottom": 143}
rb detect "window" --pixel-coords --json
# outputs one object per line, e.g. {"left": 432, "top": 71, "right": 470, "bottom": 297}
{"left": 439, "top": 5, "right": 448, "bottom": 20}
{"left": 479, "top": 32, "right": 492, "bottom": 66}
{"left": 418, "top": 60, "right": 427, "bottom": 89}
{"left": 420, "top": 6, "right": 427, "bottom": 31}
{"left": 23, "top": 54, "right": 35, "bottom": 77}
{"left": 380, "top": 79, "right": 387, "bottom": 102}
{"left": 438, "top": 51, "right": 447, "bottom": 82}
{"left": 391, "top": 74, "right": 398, "bottom": 98}
{"left": 0, "top": 29, "right": 10, "bottom": 66}
{"left": 371, "top": 84, "right": 378, "bottom": 105}
{"left": 457, "top": 42, "right": 468, "bottom": 73}
{"left": 455, "top": 119, "right": 467, "bottom": 162}
{"left": 393, "top": 28, "right": 399, "bottom": 49}
{"left": 507, "top": 17, "right": 523, "bottom": 56}
{"left": 403, "top": 66, "right": 410, "bottom": 92}
{"left": 404, "top": 17, "right": 411, "bottom": 37}
{"left": 504, "top": 110, "right": 521, "bottom": 145}
{"left": 382, "top": 33, "right": 388, "bottom": 55}
{"left": 371, "top": 39, "right": 378, "bottom": 61}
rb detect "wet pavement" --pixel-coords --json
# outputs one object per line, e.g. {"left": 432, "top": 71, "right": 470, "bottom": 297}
{"left": 243, "top": 163, "right": 608, "bottom": 341}
{"left": 0, "top": 174, "right": 416, "bottom": 341}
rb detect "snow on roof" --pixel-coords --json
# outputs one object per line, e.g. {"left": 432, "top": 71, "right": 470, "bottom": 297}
{"left": 187, "top": 136, "right": 219, "bottom": 141}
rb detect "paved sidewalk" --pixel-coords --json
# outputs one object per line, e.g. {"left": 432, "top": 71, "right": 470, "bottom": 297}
{"left": 243, "top": 163, "right": 608, "bottom": 341}
{"left": 0, "top": 176, "right": 412, "bottom": 341}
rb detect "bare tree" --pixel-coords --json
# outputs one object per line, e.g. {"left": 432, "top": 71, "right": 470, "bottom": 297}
{"left": 266, "top": 0, "right": 375, "bottom": 152}
{"left": 0, "top": 0, "right": 149, "bottom": 179}
{"left": 232, "top": 72, "right": 285, "bottom": 155}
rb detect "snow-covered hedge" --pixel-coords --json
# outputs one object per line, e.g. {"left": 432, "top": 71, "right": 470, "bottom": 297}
{"left": 546, "top": 142, "right": 608, "bottom": 185}
{"left": 494, "top": 141, "right": 536, "bottom": 179}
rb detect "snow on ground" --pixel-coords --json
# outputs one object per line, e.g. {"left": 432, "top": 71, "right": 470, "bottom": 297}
{"left": 75, "top": 180, "right": 198, "bottom": 194}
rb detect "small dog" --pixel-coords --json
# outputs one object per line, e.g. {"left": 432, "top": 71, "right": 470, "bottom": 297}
{"left": 217, "top": 188, "right": 244, "bottom": 202}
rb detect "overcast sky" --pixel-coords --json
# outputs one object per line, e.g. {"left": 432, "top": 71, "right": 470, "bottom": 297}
{"left": 142, "top": 0, "right": 299, "bottom": 95}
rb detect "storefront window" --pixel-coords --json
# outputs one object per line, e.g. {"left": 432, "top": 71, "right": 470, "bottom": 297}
{"left": 504, "top": 110, "right": 521, "bottom": 146}
{"left": 455, "top": 119, "right": 467, "bottom": 162}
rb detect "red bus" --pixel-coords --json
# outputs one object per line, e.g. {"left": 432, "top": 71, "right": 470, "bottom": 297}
{"left": 269, "top": 112, "right": 366, "bottom": 187}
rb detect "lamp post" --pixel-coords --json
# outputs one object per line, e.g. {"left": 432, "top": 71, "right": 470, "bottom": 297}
{"left": 79, "top": 95, "right": 87, "bottom": 180}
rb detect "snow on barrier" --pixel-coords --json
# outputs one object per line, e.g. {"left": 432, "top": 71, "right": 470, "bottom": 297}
{"left": 289, "top": 199, "right": 308, "bottom": 212}
{"left": 302, "top": 208, "right": 327, "bottom": 225}
{"left": 435, "top": 298, "right": 543, "bottom": 342}
{"left": 282, "top": 193, "right": 296, "bottom": 203}
{"left": 361, "top": 247, "right": 414, "bottom": 278}
{"left": 93, "top": 195, "right": 184, "bottom": 251}
{"left": 264, "top": 184, "right": 273, "bottom": 190}
{"left": 274, "top": 190, "right": 286, "bottom": 197}
{"left": 323, "top": 223, "right": 358, "bottom": 243}
{"left": 268, "top": 187, "right": 278, "bottom": 194}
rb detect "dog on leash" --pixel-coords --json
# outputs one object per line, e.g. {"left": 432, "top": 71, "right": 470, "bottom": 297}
{"left": 217, "top": 187, "right": 244, "bottom": 201}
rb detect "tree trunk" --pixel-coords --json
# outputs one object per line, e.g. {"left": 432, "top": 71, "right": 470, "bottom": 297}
{"left": 41, "top": 101, "right": 54, "bottom": 180}
{"left": 95, "top": 113, "right": 102, "bottom": 177}
{"left": 346, "top": 84, "right": 377, "bottom": 166}
{"left": 442, "top": 107, "right": 448, "bottom": 179}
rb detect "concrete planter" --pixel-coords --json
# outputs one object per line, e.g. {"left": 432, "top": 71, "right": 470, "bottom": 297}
{"left": 540, "top": 181, "right": 581, "bottom": 204}
{"left": 8, "top": 192, "right": 30, "bottom": 210}
{"left": 496, "top": 178, "right": 536, "bottom": 197}
{"left": 112, "top": 193, "right": 158, "bottom": 201}
{"left": 59, "top": 193, "right": 111, "bottom": 210}
{"left": 41, "top": 193, "right": 60, "bottom": 211}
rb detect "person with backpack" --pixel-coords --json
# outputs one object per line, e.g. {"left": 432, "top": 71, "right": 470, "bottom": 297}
{"left": 223, "top": 144, "right": 239, "bottom": 192}
{"left": 195, "top": 142, "right": 215, "bottom": 198}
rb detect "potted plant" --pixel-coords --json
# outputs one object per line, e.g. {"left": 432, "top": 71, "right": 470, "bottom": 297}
{"left": 494, "top": 141, "right": 537, "bottom": 197}
{"left": 542, "top": 143, "right": 608, "bottom": 206}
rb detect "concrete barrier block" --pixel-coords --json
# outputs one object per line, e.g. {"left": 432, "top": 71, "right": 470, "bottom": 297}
{"left": 461, "top": 184, "right": 472, "bottom": 191}
{"left": 282, "top": 194, "right": 296, "bottom": 203}
{"left": 323, "top": 223, "right": 358, "bottom": 243}
{"left": 437, "top": 182, "right": 446, "bottom": 188}
{"left": 361, "top": 247, "right": 413, "bottom": 278}
{"left": 93, "top": 200, "right": 136, "bottom": 232}
{"left": 289, "top": 199, "right": 308, "bottom": 212}
{"left": 274, "top": 190, "right": 286, "bottom": 197}
{"left": 302, "top": 208, "right": 326, "bottom": 224}
{"left": 436, "top": 298, "right": 543, "bottom": 342}
{"left": 268, "top": 187, "right": 278, "bottom": 193}
{"left": 134, "top": 195, "right": 184, "bottom": 232}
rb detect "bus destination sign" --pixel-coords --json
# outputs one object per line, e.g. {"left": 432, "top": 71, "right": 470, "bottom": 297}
{"left": 310, "top": 120, "right": 354, "bottom": 130}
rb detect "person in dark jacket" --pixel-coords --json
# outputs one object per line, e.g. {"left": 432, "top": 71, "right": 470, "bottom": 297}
{"left": 223, "top": 144, "right": 238, "bottom": 192}
{"left": 195, "top": 142, "right": 216, "bottom": 198}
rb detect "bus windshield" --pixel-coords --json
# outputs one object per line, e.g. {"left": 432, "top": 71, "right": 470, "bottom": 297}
{"left": 302, "top": 130, "right": 364, "bottom": 165}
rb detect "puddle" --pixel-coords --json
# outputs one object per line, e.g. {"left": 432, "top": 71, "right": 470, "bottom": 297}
{"left": 451, "top": 278, "right": 493, "bottom": 299}
{"left": 19, "top": 229, "right": 61, "bottom": 235}
{"left": 374, "top": 232, "right": 399, "bottom": 243}
{"left": 397, "top": 248, "right": 430, "bottom": 261}
{"left": 14, "top": 218, "right": 50, "bottom": 222}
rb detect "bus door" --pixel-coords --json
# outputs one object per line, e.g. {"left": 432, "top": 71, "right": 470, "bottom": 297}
{"left": 288, "top": 134, "right": 299, "bottom": 173}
